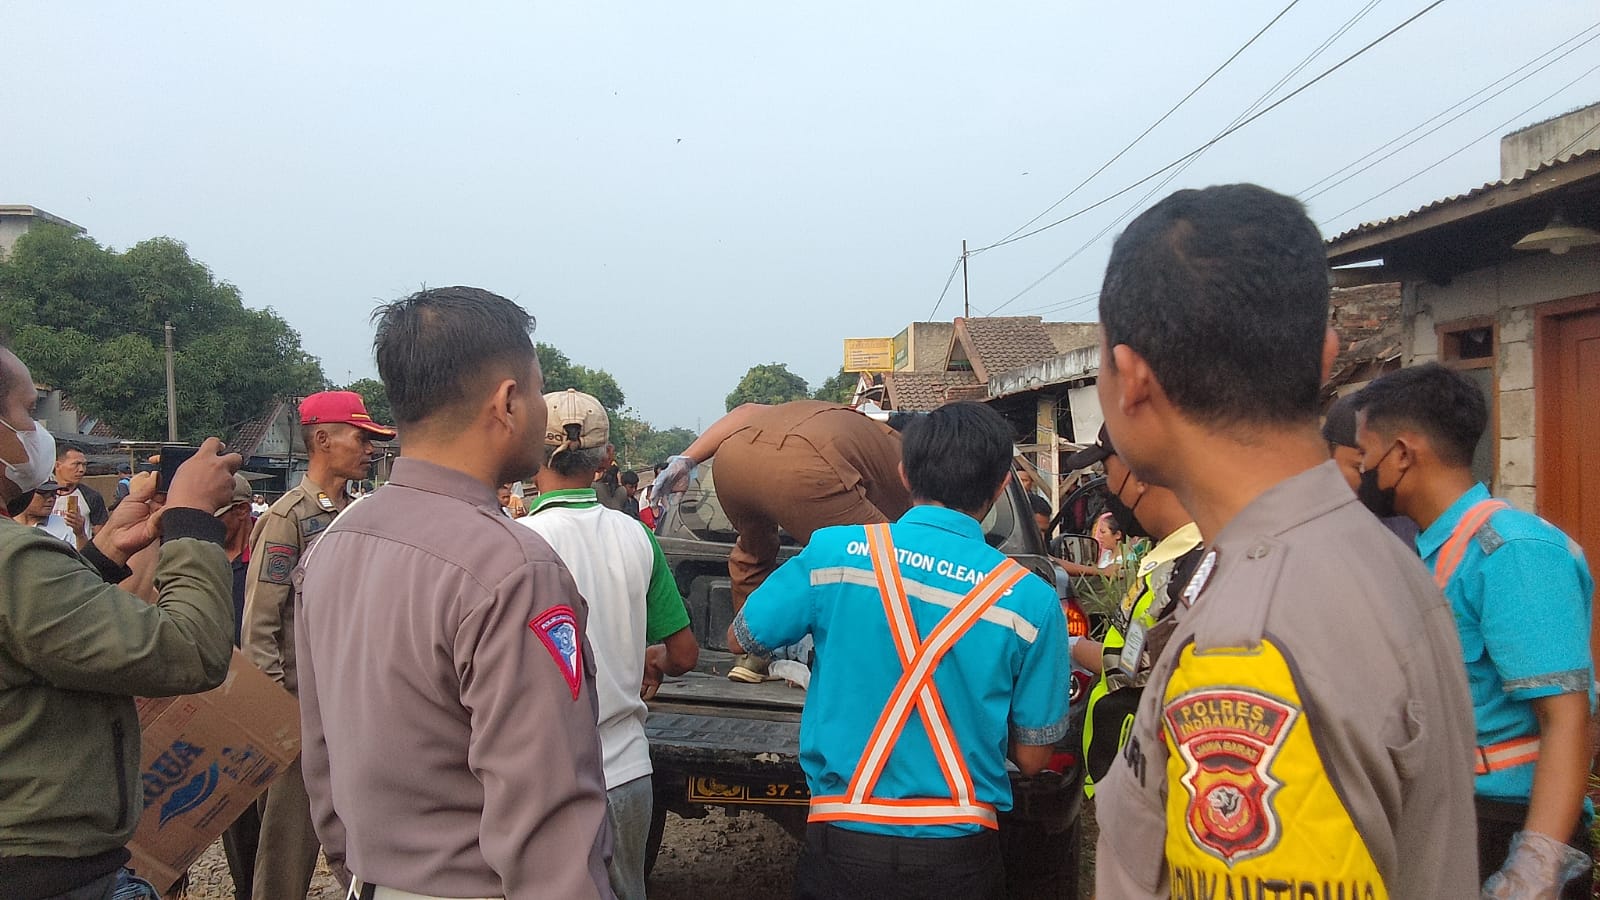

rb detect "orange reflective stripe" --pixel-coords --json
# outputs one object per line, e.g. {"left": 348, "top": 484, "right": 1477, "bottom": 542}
{"left": 849, "top": 544, "right": 1021, "bottom": 803}
{"left": 1434, "top": 499, "right": 1508, "bottom": 589}
{"left": 1473, "top": 735, "right": 1541, "bottom": 775}
{"left": 826, "top": 525, "right": 1025, "bottom": 828}
{"left": 860, "top": 525, "right": 980, "bottom": 806}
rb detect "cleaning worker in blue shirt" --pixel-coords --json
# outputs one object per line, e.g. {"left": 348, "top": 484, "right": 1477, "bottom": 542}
{"left": 1354, "top": 362, "right": 1595, "bottom": 899}
{"left": 729, "top": 401, "right": 1070, "bottom": 900}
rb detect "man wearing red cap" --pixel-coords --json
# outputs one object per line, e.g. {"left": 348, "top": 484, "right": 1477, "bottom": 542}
{"left": 241, "top": 390, "right": 393, "bottom": 900}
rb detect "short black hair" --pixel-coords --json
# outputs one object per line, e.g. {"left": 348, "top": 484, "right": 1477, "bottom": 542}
{"left": 1028, "top": 493, "right": 1051, "bottom": 519}
{"left": 543, "top": 444, "right": 606, "bottom": 478}
{"left": 1100, "top": 184, "right": 1330, "bottom": 427}
{"left": 56, "top": 445, "right": 84, "bottom": 461}
{"left": 1351, "top": 363, "right": 1486, "bottom": 468}
{"left": 372, "top": 286, "right": 536, "bottom": 427}
{"left": 621, "top": 469, "right": 639, "bottom": 486}
{"left": 901, "top": 402, "right": 1013, "bottom": 514}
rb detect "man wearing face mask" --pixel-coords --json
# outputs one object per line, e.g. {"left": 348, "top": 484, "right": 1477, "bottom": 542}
{"left": 1089, "top": 185, "right": 1477, "bottom": 898}
{"left": 0, "top": 339, "right": 241, "bottom": 899}
{"left": 1062, "top": 426, "right": 1204, "bottom": 799}
{"left": 1320, "top": 392, "right": 1418, "bottom": 546}
{"left": 1353, "top": 363, "right": 1594, "bottom": 898}
{"left": 240, "top": 390, "right": 394, "bottom": 900}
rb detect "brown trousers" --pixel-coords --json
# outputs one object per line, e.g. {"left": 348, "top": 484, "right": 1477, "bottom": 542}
{"left": 251, "top": 757, "right": 321, "bottom": 900}
{"left": 716, "top": 426, "right": 908, "bottom": 610}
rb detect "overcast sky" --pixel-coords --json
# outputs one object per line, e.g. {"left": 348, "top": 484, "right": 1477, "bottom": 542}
{"left": 8, "top": 1, "right": 1598, "bottom": 430}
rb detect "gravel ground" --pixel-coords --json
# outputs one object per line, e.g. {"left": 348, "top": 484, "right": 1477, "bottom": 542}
{"left": 179, "top": 807, "right": 798, "bottom": 899}
{"left": 179, "top": 805, "right": 1095, "bottom": 898}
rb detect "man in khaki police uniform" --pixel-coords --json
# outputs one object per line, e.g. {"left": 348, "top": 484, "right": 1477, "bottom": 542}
{"left": 242, "top": 390, "right": 393, "bottom": 900}
{"left": 1090, "top": 184, "right": 1478, "bottom": 897}
{"left": 296, "top": 287, "right": 614, "bottom": 898}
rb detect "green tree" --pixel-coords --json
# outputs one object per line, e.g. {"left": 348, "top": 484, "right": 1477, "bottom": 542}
{"left": 0, "top": 225, "right": 327, "bottom": 443}
{"left": 340, "top": 377, "right": 393, "bottom": 428}
{"left": 813, "top": 368, "right": 858, "bottom": 403}
{"left": 725, "top": 363, "right": 809, "bottom": 411}
{"left": 537, "top": 342, "right": 625, "bottom": 410}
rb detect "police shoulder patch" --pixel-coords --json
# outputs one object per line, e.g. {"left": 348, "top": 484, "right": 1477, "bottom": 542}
{"left": 262, "top": 543, "right": 297, "bottom": 585}
{"left": 1163, "top": 686, "right": 1298, "bottom": 865}
{"left": 530, "top": 605, "right": 583, "bottom": 700}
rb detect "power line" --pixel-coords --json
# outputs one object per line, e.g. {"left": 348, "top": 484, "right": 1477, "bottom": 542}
{"left": 926, "top": 256, "right": 965, "bottom": 320}
{"left": 967, "top": 0, "right": 1448, "bottom": 257}
{"left": 1321, "top": 61, "right": 1600, "bottom": 226}
{"left": 1552, "top": 117, "right": 1600, "bottom": 159}
{"left": 987, "top": 0, "right": 1305, "bottom": 248}
{"left": 986, "top": 0, "right": 1388, "bottom": 314}
{"left": 1300, "top": 25, "right": 1600, "bottom": 203}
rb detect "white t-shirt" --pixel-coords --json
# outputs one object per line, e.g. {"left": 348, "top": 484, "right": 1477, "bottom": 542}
{"left": 51, "top": 489, "right": 92, "bottom": 541}
{"left": 519, "top": 501, "right": 659, "bottom": 790}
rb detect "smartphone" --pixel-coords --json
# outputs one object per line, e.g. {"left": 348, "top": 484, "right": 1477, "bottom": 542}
{"left": 157, "top": 445, "right": 201, "bottom": 490}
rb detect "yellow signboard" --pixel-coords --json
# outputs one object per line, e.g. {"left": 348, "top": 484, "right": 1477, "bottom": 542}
{"left": 843, "top": 338, "right": 895, "bottom": 372}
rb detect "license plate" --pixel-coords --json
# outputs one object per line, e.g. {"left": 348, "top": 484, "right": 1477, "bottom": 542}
{"left": 687, "top": 775, "right": 810, "bottom": 806}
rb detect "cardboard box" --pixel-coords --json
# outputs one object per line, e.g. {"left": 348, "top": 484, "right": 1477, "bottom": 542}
{"left": 127, "top": 650, "right": 301, "bottom": 893}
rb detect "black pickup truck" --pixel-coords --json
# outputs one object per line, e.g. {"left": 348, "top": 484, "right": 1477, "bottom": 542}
{"left": 645, "top": 461, "right": 1087, "bottom": 898}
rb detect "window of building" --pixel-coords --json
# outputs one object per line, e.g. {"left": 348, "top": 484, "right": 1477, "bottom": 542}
{"left": 1437, "top": 317, "right": 1498, "bottom": 488}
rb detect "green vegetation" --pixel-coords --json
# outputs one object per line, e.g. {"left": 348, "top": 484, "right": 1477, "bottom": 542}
{"left": 0, "top": 225, "right": 324, "bottom": 443}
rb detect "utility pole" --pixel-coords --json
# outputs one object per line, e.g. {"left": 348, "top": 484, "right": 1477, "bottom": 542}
{"left": 961, "top": 239, "right": 971, "bottom": 319}
{"left": 163, "top": 321, "right": 178, "bottom": 442}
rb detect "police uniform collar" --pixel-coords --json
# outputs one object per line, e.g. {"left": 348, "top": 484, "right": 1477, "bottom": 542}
{"left": 898, "top": 504, "right": 986, "bottom": 541}
{"left": 1209, "top": 461, "right": 1355, "bottom": 549}
{"left": 386, "top": 458, "right": 503, "bottom": 514}
{"left": 1137, "top": 521, "right": 1204, "bottom": 575}
{"left": 1415, "top": 482, "right": 1492, "bottom": 560}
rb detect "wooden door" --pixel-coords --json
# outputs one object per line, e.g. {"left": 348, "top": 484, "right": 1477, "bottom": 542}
{"left": 1538, "top": 298, "right": 1600, "bottom": 566}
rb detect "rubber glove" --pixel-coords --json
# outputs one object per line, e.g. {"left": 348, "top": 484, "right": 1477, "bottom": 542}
{"left": 1481, "top": 830, "right": 1591, "bottom": 899}
{"left": 649, "top": 455, "right": 696, "bottom": 513}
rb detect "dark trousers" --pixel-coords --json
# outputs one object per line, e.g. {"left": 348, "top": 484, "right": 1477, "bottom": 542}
{"left": 793, "top": 823, "right": 1004, "bottom": 900}
{"left": 221, "top": 802, "right": 262, "bottom": 899}
{"left": 1477, "top": 797, "right": 1593, "bottom": 899}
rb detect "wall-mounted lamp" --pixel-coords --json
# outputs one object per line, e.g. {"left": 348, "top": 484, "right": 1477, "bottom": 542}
{"left": 1513, "top": 211, "right": 1600, "bottom": 255}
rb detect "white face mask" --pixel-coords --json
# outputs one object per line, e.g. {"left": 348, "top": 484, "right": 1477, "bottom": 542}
{"left": 1, "top": 417, "right": 57, "bottom": 494}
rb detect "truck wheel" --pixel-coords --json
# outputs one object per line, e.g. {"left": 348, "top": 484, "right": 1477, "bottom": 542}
{"left": 1000, "top": 816, "right": 1080, "bottom": 900}
{"left": 644, "top": 795, "right": 668, "bottom": 876}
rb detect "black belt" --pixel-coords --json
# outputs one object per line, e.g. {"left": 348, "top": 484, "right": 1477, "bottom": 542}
{"left": 805, "top": 822, "right": 998, "bottom": 865}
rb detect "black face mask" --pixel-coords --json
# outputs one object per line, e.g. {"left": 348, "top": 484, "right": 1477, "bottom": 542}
{"left": 1357, "top": 443, "right": 1407, "bottom": 519}
{"left": 1105, "top": 470, "right": 1150, "bottom": 540}
{"left": 5, "top": 491, "right": 33, "bottom": 518}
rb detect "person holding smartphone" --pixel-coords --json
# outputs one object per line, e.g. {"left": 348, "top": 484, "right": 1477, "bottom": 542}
{"left": 0, "top": 338, "right": 241, "bottom": 900}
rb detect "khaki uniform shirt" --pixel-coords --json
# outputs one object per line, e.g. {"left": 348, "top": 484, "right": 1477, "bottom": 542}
{"left": 241, "top": 477, "right": 339, "bottom": 695}
{"left": 295, "top": 459, "right": 613, "bottom": 898}
{"left": 1094, "top": 462, "right": 1478, "bottom": 898}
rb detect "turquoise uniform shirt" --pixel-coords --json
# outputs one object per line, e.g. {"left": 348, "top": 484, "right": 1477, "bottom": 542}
{"left": 733, "top": 505, "right": 1071, "bottom": 837}
{"left": 1418, "top": 483, "right": 1595, "bottom": 803}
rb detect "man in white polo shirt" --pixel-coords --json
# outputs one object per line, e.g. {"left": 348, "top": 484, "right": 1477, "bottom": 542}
{"left": 521, "top": 389, "right": 700, "bottom": 900}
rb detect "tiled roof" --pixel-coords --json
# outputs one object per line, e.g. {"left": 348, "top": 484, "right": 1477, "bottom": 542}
{"left": 1326, "top": 147, "right": 1600, "bottom": 246}
{"left": 955, "top": 316, "right": 1061, "bottom": 381}
{"left": 232, "top": 400, "right": 285, "bottom": 459}
{"left": 883, "top": 371, "right": 982, "bottom": 412}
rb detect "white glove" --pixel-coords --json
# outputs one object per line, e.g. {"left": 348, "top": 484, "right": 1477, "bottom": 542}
{"left": 649, "top": 455, "right": 696, "bottom": 514}
{"left": 1481, "top": 830, "right": 1591, "bottom": 899}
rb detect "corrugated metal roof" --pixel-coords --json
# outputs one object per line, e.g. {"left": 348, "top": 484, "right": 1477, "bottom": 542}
{"left": 1326, "top": 147, "right": 1600, "bottom": 245}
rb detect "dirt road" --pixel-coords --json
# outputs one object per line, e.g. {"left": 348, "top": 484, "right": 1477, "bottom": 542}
{"left": 182, "top": 808, "right": 798, "bottom": 899}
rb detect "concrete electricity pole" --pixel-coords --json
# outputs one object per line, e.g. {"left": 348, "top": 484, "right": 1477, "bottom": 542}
{"left": 164, "top": 321, "right": 178, "bottom": 442}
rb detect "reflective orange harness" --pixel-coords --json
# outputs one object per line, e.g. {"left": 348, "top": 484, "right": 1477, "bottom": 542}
{"left": 1433, "top": 498, "right": 1543, "bottom": 775}
{"left": 807, "top": 524, "right": 1027, "bottom": 830}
